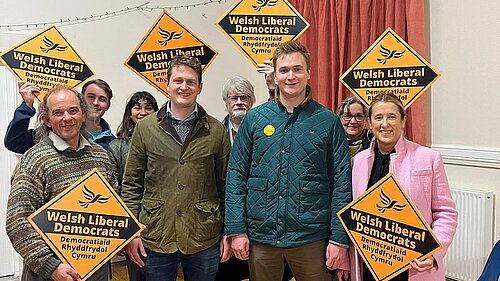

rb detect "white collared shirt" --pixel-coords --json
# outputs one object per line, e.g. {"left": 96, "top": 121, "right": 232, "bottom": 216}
{"left": 228, "top": 120, "right": 238, "bottom": 145}
{"left": 166, "top": 101, "right": 198, "bottom": 121}
{"left": 49, "top": 131, "right": 91, "bottom": 152}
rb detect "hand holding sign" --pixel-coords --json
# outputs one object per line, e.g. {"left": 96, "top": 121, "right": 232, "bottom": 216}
{"left": 257, "top": 59, "right": 276, "bottom": 90}
{"left": 51, "top": 263, "right": 79, "bottom": 281}
{"left": 18, "top": 81, "right": 39, "bottom": 108}
{"left": 410, "top": 256, "right": 435, "bottom": 272}
{"left": 337, "top": 172, "right": 443, "bottom": 281}
{"left": 28, "top": 169, "right": 144, "bottom": 281}
{"left": 216, "top": 0, "right": 310, "bottom": 67}
{"left": 0, "top": 25, "right": 95, "bottom": 103}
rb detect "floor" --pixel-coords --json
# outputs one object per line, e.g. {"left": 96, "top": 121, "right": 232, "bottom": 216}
{"left": 0, "top": 261, "right": 185, "bottom": 281}
{"left": 112, "top": 262, "right": 252, "bottom": 281}
{"left": 0, "top": 263, "right": 457, "bottom": 281}
{"left": 0, "top": 261, "right": 252, "bottom": 281}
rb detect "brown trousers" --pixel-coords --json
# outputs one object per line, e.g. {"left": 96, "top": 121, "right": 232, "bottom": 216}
{"left": 248, "top": 240, "right": 332, "bottom": 281}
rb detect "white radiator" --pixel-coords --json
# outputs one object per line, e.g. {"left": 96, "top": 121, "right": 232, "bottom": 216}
{"left": 445, "top": 188, "right": 495, "bottom": 281}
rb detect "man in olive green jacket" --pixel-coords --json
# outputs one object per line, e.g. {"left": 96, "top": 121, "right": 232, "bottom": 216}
{"left": 122, "top": 56, "right": 231, "bottom": 281}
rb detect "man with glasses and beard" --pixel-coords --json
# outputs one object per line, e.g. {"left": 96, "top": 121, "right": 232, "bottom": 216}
{"left": 220, "top": 76, "right": 256, "bottom": 146}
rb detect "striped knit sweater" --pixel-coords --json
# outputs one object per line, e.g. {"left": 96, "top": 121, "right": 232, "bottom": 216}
{"left": 6, "top": 137, "right": 115, "bottom": 279}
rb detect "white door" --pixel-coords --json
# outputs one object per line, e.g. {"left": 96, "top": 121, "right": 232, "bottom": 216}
{"left": 0, "top": 67, "right": 21, "bottom": 277}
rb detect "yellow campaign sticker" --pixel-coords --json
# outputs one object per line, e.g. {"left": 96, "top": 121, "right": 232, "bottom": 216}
{"left": 340, "top": 27, "right": 440, "bottom": 110}
{"left": 263, "top": 124, "right": 275, "bottom": 136}
{"left": 0, "top": 25, "right": 95, "bottom": 103}
{"left": 337, "top": 172, "right": 442, "bottom": 281}
{"left": 216, "top": 0, "right": 309, "bottom": 67}
{"left": 28, "top": 168, "right": 143, "bottom": 281}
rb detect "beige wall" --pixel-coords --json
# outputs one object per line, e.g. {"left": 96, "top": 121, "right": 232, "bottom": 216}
{"left": 0, "top": 1, "right": 271, "bottom": 275}
{"left": 1, "top": 0, "right": 498, "bottom": 248}
{"left": 429, "top": 0, "right": 500, "bottom": 241}
{"left": 0, "top": 0, "right": 271, "bottom": 127}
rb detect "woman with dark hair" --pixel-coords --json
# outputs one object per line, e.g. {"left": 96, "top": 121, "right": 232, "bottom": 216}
{"left": 108, "top": 91, "right": 158, "bottom": 281}
{"left": 336, "top": 96, "right": 372, "bottom": 158}
{"left": 109, "top": 91, "right": 158, "bottom": 194}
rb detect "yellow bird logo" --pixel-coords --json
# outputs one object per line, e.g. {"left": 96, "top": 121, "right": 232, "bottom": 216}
{"left": 252, "top": 0, "right": 278, "bottom": 12}
{"left": 78, "top": 186, "right": 110, "bottom": 208}
{"left": 377, "top": 45, "right": 405, "bottom": 65}
{"left": 40, "top": 36, "right": 67, "bottom": 53}
{"left": 157, "top": 27, "right": 183, "bottom": 46}
{"left": 376, "top": 189, "right": 406, "bottom": 213}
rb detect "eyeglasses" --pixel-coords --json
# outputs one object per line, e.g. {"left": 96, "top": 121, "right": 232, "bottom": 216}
{"left": 342, "top": 114, "right": 365, "bottom": 122}
{"left": 228, "top": 95, "right": 250, "bottom": 102}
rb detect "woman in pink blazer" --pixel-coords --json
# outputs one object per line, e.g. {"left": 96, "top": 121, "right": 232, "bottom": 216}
{"left": 349, "top": 93, "right": 458, "bottom": 281}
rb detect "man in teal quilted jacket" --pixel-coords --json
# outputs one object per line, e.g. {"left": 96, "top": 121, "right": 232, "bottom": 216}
{"left": 225, "top": 41, "right": 352, "bottom": 281}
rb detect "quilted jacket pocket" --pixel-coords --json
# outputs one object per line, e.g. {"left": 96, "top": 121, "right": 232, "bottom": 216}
{"left": 299, "top": 179, "right": 330, "bottom": 223}
{"left": 246, "top": 177, "right": 268, "bottom": 220}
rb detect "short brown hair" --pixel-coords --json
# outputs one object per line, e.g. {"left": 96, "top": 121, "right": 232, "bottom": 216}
{"left": 167, "top": 55, "right": 202, "bottom": 84}
{"left": 272, "top": 40, "right": 310, "bottom": 72}
{"left": 82, "top": 79, "right": 113, "bottom": 101}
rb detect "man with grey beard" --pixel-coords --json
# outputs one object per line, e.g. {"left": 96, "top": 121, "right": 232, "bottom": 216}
{"left": 216, "top": 76, "right": 254, "bottom": 281}
{"left": 220, "top": 76, "right": 256, "bottom": 145}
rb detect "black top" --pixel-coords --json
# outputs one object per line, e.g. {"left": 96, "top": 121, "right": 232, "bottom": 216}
{"left": 363, "top": 146, "right": 408, "bottom": 281}
{"left": 368, "top": 146, "right": 392, "bottom": 188}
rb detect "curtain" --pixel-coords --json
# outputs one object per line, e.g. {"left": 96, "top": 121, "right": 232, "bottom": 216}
{"left": 288, "top": 0, "right": 426, "bottom": 145}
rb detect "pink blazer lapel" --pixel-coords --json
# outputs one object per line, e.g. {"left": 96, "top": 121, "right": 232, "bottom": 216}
{"left": 353, "top": 154, "right": 373, "bottom": 199}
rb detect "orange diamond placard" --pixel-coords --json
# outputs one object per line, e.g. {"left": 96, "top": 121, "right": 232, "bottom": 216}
{"left": 340, "top": 28, "right": 440, "bottom": 109}
{"left": 28, "top": 169, "right": 143, "bottom": 281}
{"left": 337, "top": 172, "right": 442, "bottom": 281}
{"left": 125, "top": 10, "right": 218, "bottom": 98}
{"left": 216, "top": 0, "right": 309, "bottom": 67}
{"left": 0, "top": 25, "right": 95, "bottom": 103}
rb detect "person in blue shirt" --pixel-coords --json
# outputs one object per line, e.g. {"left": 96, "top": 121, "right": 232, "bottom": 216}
{"left": 4, "top": 79, "right": 115, "bottom": 153}
{"left": 3, "top": 81, "right": 38, "bottom": 154}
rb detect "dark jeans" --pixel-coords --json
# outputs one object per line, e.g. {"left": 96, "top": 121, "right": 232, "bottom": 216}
{"left": 126, "top": 253, "right": 143, "bottom": 281}
{"left": 142, "top": 244, "right": 219, "bottom": 281}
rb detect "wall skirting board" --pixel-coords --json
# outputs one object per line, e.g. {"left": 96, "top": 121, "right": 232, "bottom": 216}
{"left": 431, "top": 145, "right": 500, "bottom": 169}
